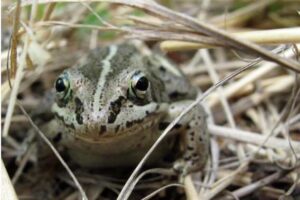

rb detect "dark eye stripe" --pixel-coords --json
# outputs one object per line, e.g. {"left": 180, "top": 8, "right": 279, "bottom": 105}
{"left": 75, "top": 97, "right": 84, "bottom": 125}
{"left": 107, "top": 96, "right": 125, "bottom": 124}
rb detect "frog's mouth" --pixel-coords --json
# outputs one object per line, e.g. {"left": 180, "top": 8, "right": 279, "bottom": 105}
{"left": 73, "top": 112, "right": 164, "bottom": 144}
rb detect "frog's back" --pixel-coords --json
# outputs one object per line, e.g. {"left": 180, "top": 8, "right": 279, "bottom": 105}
{"left": 144, "top": 50, "right": 198, "bottom": 102}
{"left": 77, "top": 43, "right": 198, "bottom": 103}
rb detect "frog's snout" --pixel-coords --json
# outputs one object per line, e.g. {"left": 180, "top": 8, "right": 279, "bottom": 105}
{"left": 83, "top": 106, "right": 111, "bottom": 127}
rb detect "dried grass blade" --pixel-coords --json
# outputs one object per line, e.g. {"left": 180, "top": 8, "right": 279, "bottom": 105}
{"left": 3, "top": 0, "right": 25, "bottom": 137}
{"left": 1, "top": 159, "right": 18, "bottom": 200}
{"left": 208, "top": 44, "right": 300, "bottom": 107}
{"left": 209, "top": 0, "right": 275, "bottom": 27}
{"left": 42, "top": 3, "right": 56, "bottom": 21}
{"left": 9, "top": 0, "right": 21, "bottom": 78}
{"left": 161, "top": 28, "right": 300, "bottom": 51}
{"left": 231, "top": 168, "right": 298, "bottom": 199}
{"left": 16, "top": 103, "right": 88, "bottom": 200}
{"left": 133, "top": 1, "right": 300, "bottom": 72}
{"left": 14, "top": 0, "right": 300, "bottom": 72}
{"left": 208, "top": 124, "right": 300, "bottom": 151}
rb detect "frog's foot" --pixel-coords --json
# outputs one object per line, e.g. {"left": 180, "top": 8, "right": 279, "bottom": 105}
{"left": 173, "top": 159, "right": 190, "bottom": 176}
{"left": 169, "top": 102, "right": 209, "bottom": 176}
{"left": 173, "top": 128, "right": 209, "bottom": 176}
{"left": 173, "top": 158, "right": 205, "bottom": 182}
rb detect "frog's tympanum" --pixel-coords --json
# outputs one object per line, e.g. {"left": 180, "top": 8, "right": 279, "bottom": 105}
{"left": 48, "top": 44, "right": 209, "bottom": 174}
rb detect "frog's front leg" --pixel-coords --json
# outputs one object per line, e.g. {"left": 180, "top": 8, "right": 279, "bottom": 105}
{"left": 166, "top": 100, "right": 209, "bottom": 175}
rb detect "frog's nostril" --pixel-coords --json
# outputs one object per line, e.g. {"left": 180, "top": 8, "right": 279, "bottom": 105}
{"left": 89, "top": 108, "right": 109, "bottom": 124}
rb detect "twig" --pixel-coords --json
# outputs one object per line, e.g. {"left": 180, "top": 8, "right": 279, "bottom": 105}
{"left": 230, "top": 167, "right": 298, "bottom": 199}
{"left": 184, "top": 175, "right": 199, "bottom": 200}
{"left": 209, "top": 0, "right": 275, "bottom": 27}
{"left": 16, "top": 102, "right": 88, "bottom": 200}
{"left": 15, "top": 0, "right": 300, "bottom": 72}
{"left": 12, "top": 144, "right": 35, "bottom": 184}
{"left": 9, "top": 0, "right": 20, "bottom": 77}
{"left": 36, "top": 21, "right": 119, "bottom": 31}
{"left": 122, "top": 168, "right": 175, "bottom": 199}
{"left": 208, "top": 44, "right": 299, "bottom": 107}
{"left": 3, "top": 0, "right": 26, "bottom": 137}
{"left": 141, "top": 183, "right": 184, "bottom": 200}
{"left": 183, "top": 60, "right": 248, "bottom": 75}
{"left": 213, "top": 75, "right": 295, "bottom": 124}
{"left": 202, "top": 163, "right": 248, "bottom": 199}
{"left": 208, "top": 124, "right": 300, "bottom": 151}
{"left": 1, "top": 159, "right": 18, "bottom": 200}
{"left": 201, "top": 49, "right": 237, "bottom": 131}
{"left": 42, "top": 3, "right": 56, "bottom": 21}
{"left": 160, "top": 27, "right": 300, "bottom": 51}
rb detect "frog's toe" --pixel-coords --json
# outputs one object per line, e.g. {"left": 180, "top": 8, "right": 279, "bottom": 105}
{"left": 173, "top": 159, "right": 192, "bottom": 176}
{"left": 173, "top": 153, "right": 207, "bottom": 176}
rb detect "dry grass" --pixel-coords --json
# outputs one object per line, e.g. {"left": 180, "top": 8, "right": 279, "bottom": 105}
{"left": 1, "top": 0, "right": 300, "bottom": 199}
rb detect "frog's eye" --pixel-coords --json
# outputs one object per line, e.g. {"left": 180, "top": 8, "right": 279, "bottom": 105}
{"left": 55, "top": 77, "right": 69, "bottom": 93}
{"left": 55, "top": 76, "right": 71, "bottom": 102}
{"left": 129, "top": 72, "right": 149, "bottom": 99}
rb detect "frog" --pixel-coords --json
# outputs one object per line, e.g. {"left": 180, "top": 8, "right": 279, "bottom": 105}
{"left": 46, "top": 43, "right": 209, "bottom": 174}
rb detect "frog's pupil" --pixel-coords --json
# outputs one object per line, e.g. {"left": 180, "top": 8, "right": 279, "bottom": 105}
{"left": 136, "top": 77, "right": 149, "bottom": 91}
{"left": 55, "top": 78, "right": 66, "bottom": 92}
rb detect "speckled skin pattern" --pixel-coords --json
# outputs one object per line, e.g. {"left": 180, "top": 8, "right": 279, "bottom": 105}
{"left": 48, "top": 44, "right": 209, "bottom": 173}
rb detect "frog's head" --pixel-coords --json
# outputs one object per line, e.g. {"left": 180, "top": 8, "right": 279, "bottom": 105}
{"left": 52, "top": 44, "right": 168, "bottom": 141}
